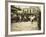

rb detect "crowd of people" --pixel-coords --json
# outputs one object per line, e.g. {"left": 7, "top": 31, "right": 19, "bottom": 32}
{"left": 11, "top": 14, "right": 37, "bottom": 23}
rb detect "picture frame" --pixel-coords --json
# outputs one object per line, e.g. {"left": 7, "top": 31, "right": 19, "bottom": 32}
{"left": 8, "top": 1, "right": 45, "bottom": 35}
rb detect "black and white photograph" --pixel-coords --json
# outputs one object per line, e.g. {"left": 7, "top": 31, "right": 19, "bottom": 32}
{"left": 11, "top": 5, "right": 41, "bottom": 31}
{"left": 8, "top": 2, "right": 44, "bottom": 35}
